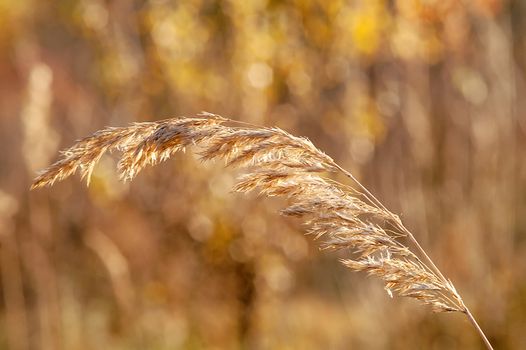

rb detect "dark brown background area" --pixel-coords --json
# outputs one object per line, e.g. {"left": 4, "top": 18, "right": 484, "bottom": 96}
{"left": 1, "top": 0, "right": 525, "bottom": 349}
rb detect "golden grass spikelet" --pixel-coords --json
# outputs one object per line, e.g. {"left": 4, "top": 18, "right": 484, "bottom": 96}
{"left": 31, "top": 112, "right": 493, "bottom": 349}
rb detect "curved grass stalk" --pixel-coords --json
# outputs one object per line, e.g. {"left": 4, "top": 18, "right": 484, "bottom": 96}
{"left": 31, "top": 112, "right": 493, "bottom": 349}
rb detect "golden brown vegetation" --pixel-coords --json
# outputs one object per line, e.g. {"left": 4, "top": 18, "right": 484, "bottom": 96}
{"left": 32, "top": 113, "right": 492, "bottom": 348}
{"left": 3, "top": 0, "right": 525, "bottom": 349}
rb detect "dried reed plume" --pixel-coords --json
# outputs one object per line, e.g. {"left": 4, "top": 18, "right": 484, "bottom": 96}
{"left": 31, "top": 112, "right": 493, "bottom": 349}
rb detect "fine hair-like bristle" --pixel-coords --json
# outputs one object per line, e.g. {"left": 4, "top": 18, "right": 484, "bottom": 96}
{"left": 31, "top": 112, "right": 493, "bottom": 349}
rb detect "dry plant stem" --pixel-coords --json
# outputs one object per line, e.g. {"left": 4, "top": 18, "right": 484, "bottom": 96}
{"left": 410, "top": 232, "right": 495, "bottom": 350}
{"left": 31, "top": 114, "right": 494, "bottom": 349}
{"left": 464, "top": 306, "right": 494, "bottom": 350}
{"left": 335, "top": 164, "right": 450, "bottom": 280}
{"left": 336, "top": 164, "right": 494, "bottom": 350}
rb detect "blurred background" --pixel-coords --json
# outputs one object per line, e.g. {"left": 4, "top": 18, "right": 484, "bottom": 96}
{"left": 0, "top": 0, "right": 525, "bottom": 349}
